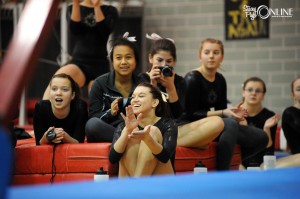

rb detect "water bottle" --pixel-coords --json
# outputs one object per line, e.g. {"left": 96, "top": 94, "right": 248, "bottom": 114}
{"left": 263, "top": 155, "right": 276, "bottom": 170}
{"left": 194, "top": 161, "right": 207, "bottom": 174}
{"left": 94, "top": 167, "right": 109, "bottom": 181}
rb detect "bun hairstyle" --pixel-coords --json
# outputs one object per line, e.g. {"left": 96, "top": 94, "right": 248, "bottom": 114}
{"left": 136, "top": 82, "right": 171, "bottom": 117}
{"left": 146, "top": 33, "right": 177, "bottom": 62}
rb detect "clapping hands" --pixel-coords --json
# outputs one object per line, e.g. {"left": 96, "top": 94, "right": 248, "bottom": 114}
{"left": 264, "top": 114, "right": 281, "bottom": 129}
{"left": 223, "top": 101, "right": 248, "bottom": 122}
{"left": 121, "top": 105, "right": 143, "bottom": 133}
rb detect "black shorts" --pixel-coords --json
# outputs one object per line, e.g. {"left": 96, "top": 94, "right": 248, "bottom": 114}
{"left": 70, "top": 58, "right": 110, "bottom": 85}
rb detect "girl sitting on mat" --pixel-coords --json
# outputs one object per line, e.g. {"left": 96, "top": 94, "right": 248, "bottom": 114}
{"left": 109, "top": 82, "right": 177, "bottom": 177}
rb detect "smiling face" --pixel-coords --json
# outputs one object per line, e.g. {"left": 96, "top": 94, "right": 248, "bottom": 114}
{"left": 49, "top": 77, "right": 74, "bottom": 111}
{"left": 242, "top": 81, "right": 265, "bottom": 105}
{"left": 199, "top": 42, "right": 224, "bottom": 71}
{"left": 131, "top": 86, "right": 159, "bottom": 116}
{"left": 112, "top": 45, "right": 136, "bottom": 77}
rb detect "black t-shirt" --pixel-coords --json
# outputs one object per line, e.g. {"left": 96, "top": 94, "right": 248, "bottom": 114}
{"left": 33, "top": 100, "right": 88, "bottom": 145}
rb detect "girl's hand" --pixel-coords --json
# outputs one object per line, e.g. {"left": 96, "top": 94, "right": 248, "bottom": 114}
{"left": 121, "top": 105, "right": 143, "bottom": 132}
{"left": 149, "top": 66, "right": 162, "bottom": 86}
{"left": 264, "top": 114, "right": 281, "bottom": 129}
{"left": 111, "top": 98, "right": 121, "bottom": 116}
{"left": 52, "top": 128, "right": 64, "bottom": 144}
{"left": 158, "top": 70, "right": 175, "bottom": 90}
{"left": 91, "top": 0, "right": 101, "bottom": 7}
{"left": 73, "top": 0, "right": 80, "bottom": 4}
{"left": 129, "top": 125, "right": 151, "bottom": 140}
{"left": 224, "top": 101, "right": 248, "bottom": 121}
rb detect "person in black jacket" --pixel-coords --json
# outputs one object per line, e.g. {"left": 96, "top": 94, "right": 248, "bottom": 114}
{"left": 109, "top": 82, "right": 177, "bottom": 177}
{"left": 85, "top": 32, "right": 142, "bottom": 142}
{"left": 43, "top": 0, "right": 118, "bottom": 99}
{"left": 34, "top": 73, "right": 88, "bottom": 145}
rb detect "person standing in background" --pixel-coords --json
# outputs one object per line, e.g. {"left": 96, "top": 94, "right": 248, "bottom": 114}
{"left": 43, "top": 0, "right": 118, "bottom": 99}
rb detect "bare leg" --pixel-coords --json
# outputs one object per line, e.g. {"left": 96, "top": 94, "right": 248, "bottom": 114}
{"left": 119, "top": 126, "right": 174, "bottom": 177}
{"left": 177, "top": 116, "right": 224, "bottom": 149}
{"left": 134, "top": 127, "right": 174, "bottom": 176}
{"left": 42, "top": 64, "right": 86, "bottom": 99}
{"left": 276, "top": 154, "right": 300, "bottom": 168}
{"left": 119, "top": 139, "right": 140, "bottom": 177}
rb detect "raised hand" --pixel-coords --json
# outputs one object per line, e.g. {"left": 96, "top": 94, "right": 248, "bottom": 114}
{"left": 121, "top": 105, "right": 143, "bottom": 132}
{"left": 91, "top": 0, "right": 101, "bottom": 7}
{"left": 224, "top": 101, "right": 248, "bottom": 121}
{"left": 111, "top": 97, "right": 121, "bottom": 116}
{"left": 264, "top": 114, "right": 281, "bottom": 129}
{"left": 149, "top": 66, "right": 161, "bottom": 87}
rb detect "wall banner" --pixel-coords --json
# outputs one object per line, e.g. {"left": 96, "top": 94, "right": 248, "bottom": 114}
{"left": 225, "top": 0, "right": 270, "bottom": 40}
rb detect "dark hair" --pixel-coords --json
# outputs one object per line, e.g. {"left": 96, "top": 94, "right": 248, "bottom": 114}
{"left": 149, "top": 39, "right": 177, "bottom": 62}
{"left": 291, "top": 77, "right": 300, "bottom": 94}
{"left": 109, "top": 35, "right": 139, "bottom": 67}
{"left": 242, "top": 77, "right": 266, "bottom": 93}
{"left": 49, "top": 73, "right": 81, "bottom": 103}
{"left": 199, "top": 38, "right": 224, "bottom": 56}
{"left": 136, "top": 82, "right": 170, "bottom": 117}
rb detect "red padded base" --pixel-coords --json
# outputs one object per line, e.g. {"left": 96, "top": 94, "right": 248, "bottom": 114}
{"left": 13, "top": 138, "right": 241, "bottom": 186}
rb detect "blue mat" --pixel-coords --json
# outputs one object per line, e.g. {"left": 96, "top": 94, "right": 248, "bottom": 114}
{"left": 8, "top": 168, "right": 300, "bottom": 199}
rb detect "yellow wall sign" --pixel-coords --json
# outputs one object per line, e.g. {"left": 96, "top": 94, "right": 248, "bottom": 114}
{"left": 225, "top": 0, "right": 269, "bottom": 40}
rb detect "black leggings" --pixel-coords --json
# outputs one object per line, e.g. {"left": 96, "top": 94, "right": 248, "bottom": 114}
{"left": 216, "top": 118, "right": 268, "bottom": 170}
{"left": 85, "top": 117, "right": 115, "bottom": 142}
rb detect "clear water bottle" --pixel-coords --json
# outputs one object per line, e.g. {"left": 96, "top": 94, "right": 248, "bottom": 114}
{"left": 94, "top": 167, "right": 109, "bottom": 181}
{"left": 263, "top": 155, "right": 276, "bottom": 170}
{"left": 194, "top": 161, "right": 207, "bottom": 174}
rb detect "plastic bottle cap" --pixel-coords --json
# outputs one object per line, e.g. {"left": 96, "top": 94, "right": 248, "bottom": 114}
{"left": 195, "top": 161, "right": 206, "bottom": 168}
{"left": 96, "top": 167, "right": 108, "bottom": 175}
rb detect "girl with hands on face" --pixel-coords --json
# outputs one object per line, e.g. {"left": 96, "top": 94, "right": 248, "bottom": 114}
{"left": 34, "top": 73, "right": 88, "bottom": 145}
{"left": 109, "top": 82, "right": 177, "bottom": 177}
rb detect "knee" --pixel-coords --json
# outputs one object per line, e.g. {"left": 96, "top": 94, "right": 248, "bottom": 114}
{"left": 85, "top": 117, "right": 99, "bottom": 136}
{"left": 222, "top": 118, "right": 238, "bottom": 132}
{"left": 211, "top": 116, "right": 225, "bottom": 131}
